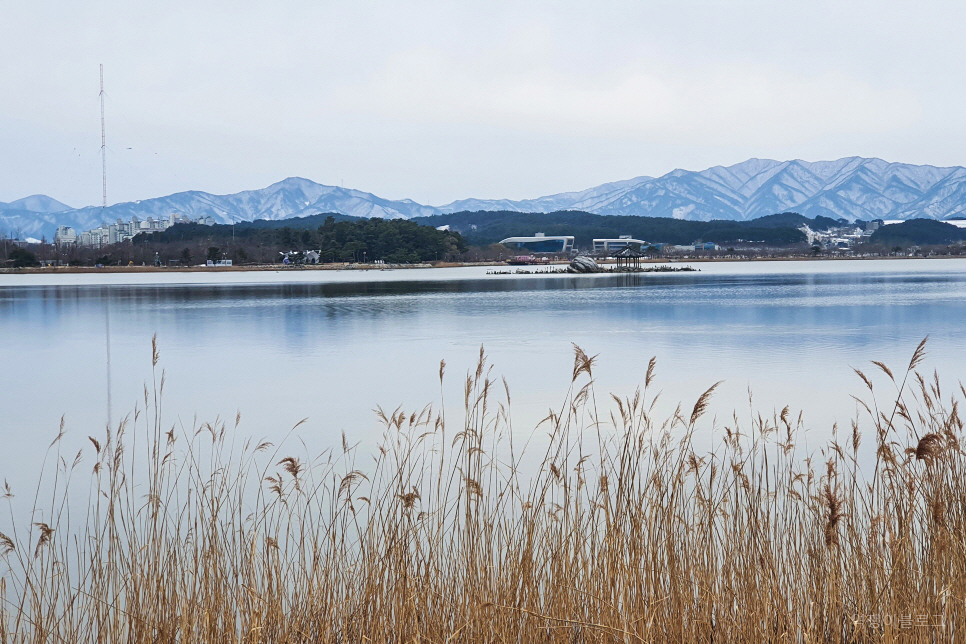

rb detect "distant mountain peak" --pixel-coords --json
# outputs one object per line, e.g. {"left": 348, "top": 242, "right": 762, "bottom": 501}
{"left": 0, "top": 194, "right": 73, "bottom": 213}
{"left": 270, "top": 176, "right": 322, "bottom": 190}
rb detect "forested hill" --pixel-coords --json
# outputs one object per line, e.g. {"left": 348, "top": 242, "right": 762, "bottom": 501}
{"left": 133, "top": 216, "right": 465, "bottom": 264}
{"left": 410, "top": 211, "right": 836, "bottom": 246}
{"left": 869, "top": 219, "right": 966, "bottom": 245}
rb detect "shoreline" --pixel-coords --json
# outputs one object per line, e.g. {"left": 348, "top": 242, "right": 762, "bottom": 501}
{"left": 1, "top": 254, "right": 963, "bottom": 275}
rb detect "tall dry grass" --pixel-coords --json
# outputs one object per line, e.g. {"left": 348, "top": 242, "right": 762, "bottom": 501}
{"left": 0, "top": 337, "right": 963, "bottom": 642}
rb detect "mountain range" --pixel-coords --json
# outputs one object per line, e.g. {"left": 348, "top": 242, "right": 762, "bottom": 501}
{"left": 6, "top": 157, "right": 966, "bottom": 240}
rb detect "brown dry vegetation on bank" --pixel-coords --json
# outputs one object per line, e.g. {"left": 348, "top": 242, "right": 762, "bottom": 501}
{"left": 0, "top": 339, "right": 963, "bottom": 642}
{"left": 0, "top": 261, "right": 515, "bottom": 275}
{"left": 4, "top": 254, "right": 965, "bottom": 276}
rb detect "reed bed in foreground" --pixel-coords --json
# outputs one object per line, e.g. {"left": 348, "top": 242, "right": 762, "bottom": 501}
{"left": 0, "top": 338, "right": 964, "bottom": 642}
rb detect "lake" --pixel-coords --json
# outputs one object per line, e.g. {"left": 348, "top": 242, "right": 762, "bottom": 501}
{"left": 2, "top": 258, "right": 965, "bottom": 484}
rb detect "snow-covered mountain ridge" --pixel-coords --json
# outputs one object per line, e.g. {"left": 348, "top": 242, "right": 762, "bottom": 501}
{"left": 6, "top": 157, "right": 966, "bottom": 239}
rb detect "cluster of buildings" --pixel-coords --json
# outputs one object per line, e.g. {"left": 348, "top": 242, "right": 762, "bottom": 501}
{"left": 54, "top": 213, "right": 216, "bottom": 248}
{"left": 498, "top": 233, "right": 719, "bottom": 255}
{"left": 799, "top": 221, "right": 879, "bottom": 250}
{"left": 499, "top": 223, "right": 899, "bottom": 256}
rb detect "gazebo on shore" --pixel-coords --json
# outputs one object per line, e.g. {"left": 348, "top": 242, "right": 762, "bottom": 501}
{"left": 613, "top": 245, "right": 646, "bottom": 269}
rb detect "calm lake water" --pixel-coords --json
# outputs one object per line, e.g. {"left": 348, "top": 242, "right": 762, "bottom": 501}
{"left": 2, "top": 259, "right": 965, "bottom": 482}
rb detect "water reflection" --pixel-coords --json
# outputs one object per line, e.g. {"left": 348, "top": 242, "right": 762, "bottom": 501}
{"left": 1, "top": 263, "right": 965, "bottom": 490}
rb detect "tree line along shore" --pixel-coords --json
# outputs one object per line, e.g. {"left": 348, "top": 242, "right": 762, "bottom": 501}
{"left": 4, "top": 210, "right": 966, "bottom": 269}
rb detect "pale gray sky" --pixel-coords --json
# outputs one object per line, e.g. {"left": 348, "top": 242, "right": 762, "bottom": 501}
{"left": 2, "top": 0, "right": 965, "bottom": 207}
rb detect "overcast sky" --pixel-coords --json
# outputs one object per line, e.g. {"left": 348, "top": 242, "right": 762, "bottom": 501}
{"left": 3, "top": 0, "right": 966, "bottom": 207}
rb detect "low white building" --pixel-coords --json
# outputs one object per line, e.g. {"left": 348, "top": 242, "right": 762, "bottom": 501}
{"left": 280, "top": 250, "right": 321, "bottom": 264}
{"left": 499, "top": 232, "right": 575, "bottom": 254}
{"left": 592, "top": 235, "right": 648, "bottom": 253}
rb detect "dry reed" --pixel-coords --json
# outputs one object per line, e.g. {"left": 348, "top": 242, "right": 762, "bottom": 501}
{"left": 0, "top": 338, "right": 963, "bottom": 642}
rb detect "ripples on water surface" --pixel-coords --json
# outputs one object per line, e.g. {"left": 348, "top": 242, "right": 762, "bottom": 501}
{"left": 1, "top": 259, "right": 965, "bottom": 481}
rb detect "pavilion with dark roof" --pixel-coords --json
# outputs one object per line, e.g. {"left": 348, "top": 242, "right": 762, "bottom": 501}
{"left": 613, "top": 245, "right": 646, "bottom": 270}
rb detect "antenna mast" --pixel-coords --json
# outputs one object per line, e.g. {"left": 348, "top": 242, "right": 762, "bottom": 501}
{"left": 100, "top": 64, "right": 107, "bottom": 208}
{"left": 100, "top": 64, "right": 113, "bottom": 430}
